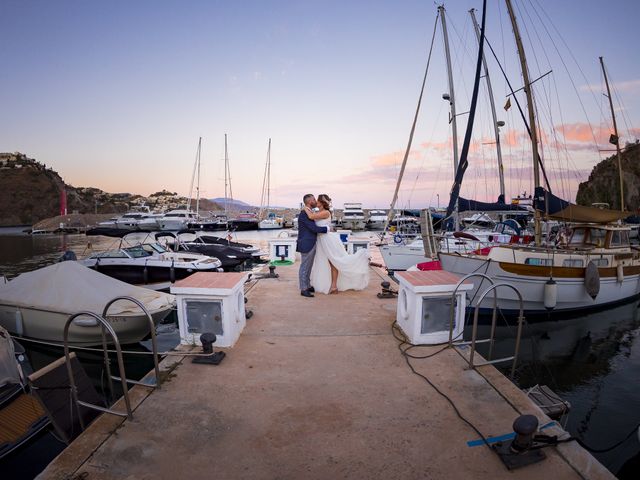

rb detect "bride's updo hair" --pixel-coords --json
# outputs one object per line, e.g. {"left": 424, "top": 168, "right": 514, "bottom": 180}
{"left": 317, "top": 194, "right": 332, "bottom": 210}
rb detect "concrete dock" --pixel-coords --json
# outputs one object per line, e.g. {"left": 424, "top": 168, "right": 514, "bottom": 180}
{"left": 39, "top": 261, "right": 613, "bottom": 479}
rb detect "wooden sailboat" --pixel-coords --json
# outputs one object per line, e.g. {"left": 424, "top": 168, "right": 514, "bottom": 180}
{"left": 439, "top": 0, "right": 638, "bottom": 318}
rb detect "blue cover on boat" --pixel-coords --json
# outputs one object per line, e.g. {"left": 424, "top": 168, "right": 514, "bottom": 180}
{"left": 457, "top": 197, "right": 527, "bottom": 213}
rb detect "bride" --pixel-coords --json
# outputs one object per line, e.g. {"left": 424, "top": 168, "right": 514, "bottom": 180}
{"left": 306, "top": 194, "right": 370, "bottom": 294}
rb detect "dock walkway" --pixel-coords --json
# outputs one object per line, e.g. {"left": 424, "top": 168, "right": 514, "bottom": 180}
{"left": 40, "top": 261, "right": 612, "bottom": 479}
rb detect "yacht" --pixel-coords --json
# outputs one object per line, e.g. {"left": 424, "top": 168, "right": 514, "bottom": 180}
{"left": 158, "top": 209, "right": 199, "bottom": 231}
{"left": 366, "top": 209, "right": 387, "bottom": 230}
{"left": 228, "top": 213, "right": 260, "bottom": 231}
{"left": 341, "top": 203, "right": 366, "bottom": 230}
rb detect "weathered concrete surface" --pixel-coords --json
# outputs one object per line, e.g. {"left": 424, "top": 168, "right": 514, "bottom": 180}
{"left": 39, "top": 260, "right": 613, "bottom": 480}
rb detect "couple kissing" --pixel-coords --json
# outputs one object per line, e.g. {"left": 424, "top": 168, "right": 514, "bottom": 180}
{"left": 296, "top": 193, "right": 370, "bottom": 298}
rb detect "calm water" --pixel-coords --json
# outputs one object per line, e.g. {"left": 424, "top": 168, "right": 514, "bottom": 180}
{"left": 1, "top": 228, "right": 639, "bottom": 477}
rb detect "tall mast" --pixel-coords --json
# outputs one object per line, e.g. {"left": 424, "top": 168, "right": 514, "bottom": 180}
{"left": 438, "top": 5, "right": 459, "bottom": 172}
{"left": 505, "top": 0, "right": 542, "bottom": 245}
{"left": 267, "top": 138, "right": 271, "bottom": 213}
{"left": 195, "top": 136, "right": 202, "bottom": 217}
{"left": 224, "top": 133, "right": 229, "bottom": 218}
{"left": 600, "top": 56, "right": 625, "bottom": 212}
{"left": 470, "top": 8, "right": 505, "bottom": 199}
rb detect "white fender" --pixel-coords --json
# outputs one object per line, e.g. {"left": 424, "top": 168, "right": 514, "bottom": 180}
{"left": 544, "top": 278, "right": 557, "bottom": 310}
{"left": 616, "top": 264, "right": 624, "bottom": 283}
{"left": 15, "top": 309, "right": 23, "bottom": 336}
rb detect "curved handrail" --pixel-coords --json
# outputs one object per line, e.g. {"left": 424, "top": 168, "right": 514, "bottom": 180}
{"left": 63, "top": 311, "right": 133, "bottom": 428}
{"left": 471, "top": 283, "right": 525, "bottom": 379}
{"left": 449, "top": 273, "right": 496, "bottom": 348}
{"left": 103, "top": 296, "right": 161, "bottom": 390}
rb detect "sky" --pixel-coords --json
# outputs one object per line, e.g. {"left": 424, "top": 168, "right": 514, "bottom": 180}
{"left": 1, "top": 0, "right": 639, "bottom": 209}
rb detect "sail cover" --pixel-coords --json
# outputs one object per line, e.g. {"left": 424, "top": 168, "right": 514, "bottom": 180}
{"left": 457, "top": 197, "right": 527, "bottom": 213}
{"left": 0, "top": 261, "right": 175, "bottom": 316}
{"left": 534, "top": 187, "right": 627, "bottom": 223}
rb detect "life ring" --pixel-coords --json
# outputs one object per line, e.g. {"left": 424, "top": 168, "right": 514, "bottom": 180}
{"left": 393, "top": 234, "right": 403, "bottom": 244}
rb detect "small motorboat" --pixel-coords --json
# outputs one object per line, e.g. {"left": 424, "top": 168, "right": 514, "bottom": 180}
{"left": 0, "top": 327, "right": 51, "bottom": 460}
{"left": 0, "top": 262, "right": 176, "bottom": 346}
{"left": 155, "top": 232, "right": 253, "bottom": 271}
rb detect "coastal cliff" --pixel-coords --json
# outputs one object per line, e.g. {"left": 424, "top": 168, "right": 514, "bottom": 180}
{"left": 575, "top": 142, "right": 640, "bottom": 211}
{"left": 0, "top": 153, "right": 222, "bottom": 226}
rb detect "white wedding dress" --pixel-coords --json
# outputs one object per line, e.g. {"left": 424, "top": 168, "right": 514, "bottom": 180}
{"left": 310, "top": 216, "right": 370, "bottom": 294}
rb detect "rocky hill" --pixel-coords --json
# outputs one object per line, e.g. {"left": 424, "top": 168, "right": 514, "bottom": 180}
{"left": 576, "top": 141, "right": 640, "bottom": 211}
{"left": 0, "top": 152, "right": 223, "bottom": 226}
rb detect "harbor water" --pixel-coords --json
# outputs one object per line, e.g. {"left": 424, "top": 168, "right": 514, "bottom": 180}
{"left": 1, "top": 227, "right": 639, "bottom": 478}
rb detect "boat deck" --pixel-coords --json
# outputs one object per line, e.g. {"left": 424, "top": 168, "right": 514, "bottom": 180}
{"left": 38, "top": 258, "right": 612, "bottom": 479}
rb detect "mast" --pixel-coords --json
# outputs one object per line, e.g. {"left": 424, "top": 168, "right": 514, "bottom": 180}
{"left": 224, "top": 134, "right": 229, "bottom": 218}
{"left": 600, "top": 56, "right": 625, "bottom": 211}
{"left": 195, "top": 136, "right": 202, "bottom": 217}
{"left": 470, "top": 8, "right": 505, "bottom": 199}
{"left": 438, "top": 5, "right": 459, "bottom": 172}
{"left": 505, "top": 0, "right": 542, "bottom": 245}
{"left": 267, "top": 138, "right": 271, "bottom": 213}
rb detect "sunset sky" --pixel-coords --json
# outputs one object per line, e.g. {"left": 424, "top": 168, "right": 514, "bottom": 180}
{"left": 1, "top": 0, "right": 639, "bottom": 209}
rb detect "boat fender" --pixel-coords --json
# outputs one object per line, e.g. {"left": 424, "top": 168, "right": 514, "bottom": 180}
{"left": 15, "top": 309, "right": 23, "bottom": 336}
{"left": 616, "top": 264, "right": 624, "bottom": 283}
{"left": 398, "top": 288, "right": 410, "bottom": 320}
{"left": 393, "top": 234, "right": 403, "bottom": 244}
{"left": 584, "top": 261, "right": 600, "bottom": 299}
{"left": 72, "top": 315, "right": 99, "bottom": 327}
{"left": 143, "top": 263, "right": 149, "bottom": 285}
{"left": 543, "top": 278, "right": 557, "bottom": 310}
{"left": 95, "top": 257, "right": 100, "bottom": 272}
{"left": 170, "top": 259, "right": 176, "bottom": 283}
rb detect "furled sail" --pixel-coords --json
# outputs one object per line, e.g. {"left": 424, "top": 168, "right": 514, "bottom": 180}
{"left": 457, "top": 196, "right": 527, "bottom": 213}
{"left": 534, "top": 187, "right": 627, "bottom": 223}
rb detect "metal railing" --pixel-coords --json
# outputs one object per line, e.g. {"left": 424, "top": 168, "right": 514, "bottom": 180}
{"left": 63, "top": 296, "right": 163, "bottom": 428}
{"left": 63, "top": 311, "right": 133, "bottom": 427}
{"left": 449, "top": 277, "right": 525, "bottom": 379}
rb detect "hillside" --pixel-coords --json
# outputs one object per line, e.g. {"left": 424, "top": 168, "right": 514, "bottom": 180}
{"left": 576, "top": 141, "right": 640, "bottom": 211}
{"left": 0, "top": 153, "right": 224, "bottom": 226}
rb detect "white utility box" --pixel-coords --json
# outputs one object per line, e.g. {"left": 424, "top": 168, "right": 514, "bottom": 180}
{"left": 171, "top": 272, "right": 249, "bottom": 347}
{"left": 268, "top": 237, "right": 297, "bottom": 263}
{"left": 346, "top": 238, "right": 370, "bottom": 255}
{"left": 336, "top": 229, "right": 352, "bottom": 244}
{"left": 395, "top": 270, "right": 472, "bottom": 345}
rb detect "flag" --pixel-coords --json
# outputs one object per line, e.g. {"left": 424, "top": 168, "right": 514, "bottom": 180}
{"left": 504, "top": 97, "right": 511, "bottom": 111}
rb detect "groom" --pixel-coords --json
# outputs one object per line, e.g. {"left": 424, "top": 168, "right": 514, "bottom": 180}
{"left": 296, "top": 194, "right": 328, "bottom": 297}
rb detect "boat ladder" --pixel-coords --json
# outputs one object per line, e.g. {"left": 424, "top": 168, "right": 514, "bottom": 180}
{"left": 448, "top": 273, "right": 525, "bottom": 379}
{"left": 62, "top": 296, "right": 162, "bottom": 426}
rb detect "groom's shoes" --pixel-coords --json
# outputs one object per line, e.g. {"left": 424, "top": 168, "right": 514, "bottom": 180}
{"left": 307, "top": 286, "right": 315, "bottom": 293}
{"left": 300, "top": 290, "right": 314, "bottom": 298}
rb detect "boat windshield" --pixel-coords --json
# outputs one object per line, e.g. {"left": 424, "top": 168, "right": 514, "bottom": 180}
{"left": 148, "top": 243, "right": 167, "bottom": 254}
{"left": 124, "top": 245, "right": 154, "bottom": 258}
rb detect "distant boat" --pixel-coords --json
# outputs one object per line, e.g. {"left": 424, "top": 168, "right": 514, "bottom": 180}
{"left": 366, "top": 209, "right": 387, "bottom": 230}
{"left": 258, "top": 139, "right": 284, "bottom": 230}
{"left": 341, "top": 203, "right": 366, "bottom": 230}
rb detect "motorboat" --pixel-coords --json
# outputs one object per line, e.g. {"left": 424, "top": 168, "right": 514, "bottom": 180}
{"left": 0, "top": 262, "right": 175, "bottom": 345}
{"left": 228, "top": 213, "right": 259, "bottom": 231}
{"left": 155, "top": 232, "right": 254, "bottom": 271}
{"left": 80, "top": 241, "right": 222, "bottom": 288}
{"left": 366, "top": 209, "right": 387, "bottom": 230}
{"left": 341, "top": 203, "right": 366, "bottom": 230}
{"left": 98, "top": 206, "right": 158, "bottom": 231}
{"left": 158, "top": 209, "right": 199, "bottom": 231}
{"left": 0, "top": 327, "right": 51, "bottom": 460}
{"left": 259, "top": 212, "right": 284, "bottom": 230}
{"left": 197, "top": 234, "right": 263, "bottom": 257}
{"left": 189, "top": 214, "right": 228, "bottom": 231}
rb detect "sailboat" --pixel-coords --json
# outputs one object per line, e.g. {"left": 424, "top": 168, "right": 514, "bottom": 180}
{"left": 258, "top": 138, "right": 284, "bottom": 230}
{"left": 438, "top": 0, "right": 639, "bottom": 317}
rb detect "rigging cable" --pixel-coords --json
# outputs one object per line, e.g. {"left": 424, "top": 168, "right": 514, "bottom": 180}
{"left": 383, "top": 11, "right": 440, "bottom": 235}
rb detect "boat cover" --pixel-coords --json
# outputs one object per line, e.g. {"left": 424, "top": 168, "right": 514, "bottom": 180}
{"left": 0, "top": 326, "right": 20, "bottom": 387}
{"left": 0, "top": 262, "right": 174, "bottom": 316}
{"left": 457, "top": 197, "right": 527, "bottom": 213}
{"left": 534, "top": 187, "right": 628, "bottom": 223}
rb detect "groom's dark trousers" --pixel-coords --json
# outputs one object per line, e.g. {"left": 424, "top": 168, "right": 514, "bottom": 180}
{"left": 296, "top": 210, "right": 328, "bottom": 291}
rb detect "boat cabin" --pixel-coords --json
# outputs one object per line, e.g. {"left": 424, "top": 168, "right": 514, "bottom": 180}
{"left": 567, "top": 224, "right": 630, "bottom": 250}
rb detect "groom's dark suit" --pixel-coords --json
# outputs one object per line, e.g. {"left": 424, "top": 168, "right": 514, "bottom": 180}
{"left": 296, "top": 209, "right": 328, "bottom": 291}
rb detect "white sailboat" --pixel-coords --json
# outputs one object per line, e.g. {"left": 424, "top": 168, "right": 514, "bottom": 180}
{"left": 439, "top": 0, "right": 637, "bottom": 316}
{"left": 258, "top": 138, "right": 284, "bottom": 230}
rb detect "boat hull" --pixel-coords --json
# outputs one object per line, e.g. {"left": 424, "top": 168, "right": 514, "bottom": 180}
{"left": 380, "top": 243, "right": 428, "bottom": 271}
{"left": 228, "top": 221, "right": 259, "bottom": 231}
{"left": 341, "top": 219, "right": 366, "bottom": 230}
{"left": 0, "top": 304, "right": 172, "bottom": 346}
{"left": 439, "top": 252, "right": 640, "bottom": 316}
